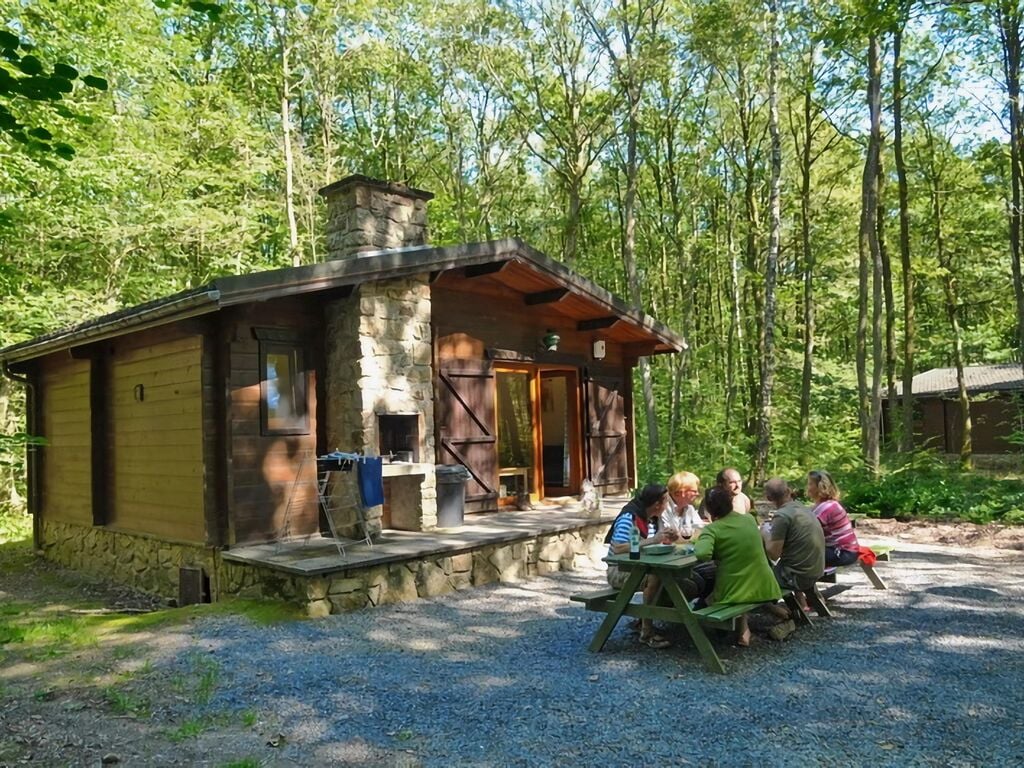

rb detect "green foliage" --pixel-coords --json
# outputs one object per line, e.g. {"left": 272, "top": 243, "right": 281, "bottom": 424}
{"left": 842, "top": 453, "right": 1024, "bottom": 524}
{"left": 0, "top": 27, "right": 107, "bottom": 158}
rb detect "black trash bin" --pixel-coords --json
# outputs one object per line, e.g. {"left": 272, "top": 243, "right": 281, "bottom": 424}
{"left": 435, "top": 464, "right": 471, "bottom": 527}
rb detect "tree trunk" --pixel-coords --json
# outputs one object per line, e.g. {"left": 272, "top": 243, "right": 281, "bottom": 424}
{"left": 929, "top": 145, "right": 972, "bottom": 468}
{"left": 998, "top": 2, "right": 1024, "bottom": 378}
{"left": 859, "top": 33, "right": 884, "bottom": 473}
{"left": 279, "top": 37, "right": 300, "bottom": 267}
{"left": 798, "top": 74, "right": 815, "bottom": 460}
{"left": 894, "top": 23, "right": 916, "bottom": 452}
{"left": 877, "top": 157, "right": 898, "bottom": 450}
{"left": 753, "top": 0, "right": 781, "bottom": 485}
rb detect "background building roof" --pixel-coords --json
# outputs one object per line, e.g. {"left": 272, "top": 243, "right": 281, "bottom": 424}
{"left": 897, "top": 364, "right": 1024, "bottom": 397}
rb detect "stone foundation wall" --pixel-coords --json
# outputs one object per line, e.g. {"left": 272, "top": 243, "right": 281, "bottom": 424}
{"left": 40, "top": 520, "right": 218, "bottom": 601}
{"left": 40, "top": 520, "right": 611, "bottom": 619}
{"left": 228, "top": 524, "right": 610, "bottom": 617}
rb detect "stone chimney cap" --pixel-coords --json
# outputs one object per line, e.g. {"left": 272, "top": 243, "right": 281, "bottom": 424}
{"left": 318, "top": 174, "right": 435, "bottom": 201}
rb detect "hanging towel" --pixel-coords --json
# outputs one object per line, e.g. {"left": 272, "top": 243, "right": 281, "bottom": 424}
{"left": 357, "top": 456, "right": 385, "bottom": 507}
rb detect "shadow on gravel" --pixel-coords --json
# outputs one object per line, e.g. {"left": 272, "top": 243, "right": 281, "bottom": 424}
{"left": 925, "top": 585, "right": 1004, "bottom": 601}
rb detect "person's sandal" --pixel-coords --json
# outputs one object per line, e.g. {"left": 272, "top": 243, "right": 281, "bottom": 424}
{"left": 639, "top": 633, "right": 671, "bottom": 649}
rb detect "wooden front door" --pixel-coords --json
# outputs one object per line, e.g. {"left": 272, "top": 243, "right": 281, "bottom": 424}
{"left": 583, "top": 370, "right": 630, "bottom": 494}
{"left": 436, "top": 359, "right": 498, "bottom": 511}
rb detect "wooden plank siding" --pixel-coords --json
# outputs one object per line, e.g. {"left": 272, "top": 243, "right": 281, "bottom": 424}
{"left": 224, "top": 302, "right": 321, "bottom": 545}
{"left": 38, "top": 356, "right": 93, "bottom": 525}
{"left": 431, "top": 284, "right": 638, "bottom": 504}
{"left": 106, "top": 333, "right": 207, "bottom": 542}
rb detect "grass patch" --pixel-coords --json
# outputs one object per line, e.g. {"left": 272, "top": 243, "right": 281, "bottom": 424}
{"left": 104, "top": 686, "right": 151, "bottom": 718}
{"left": 219, "top": 759, "right": 262, "bottom": 768}
{"left": 166, "top": 712, "right": 232, "bottom": 742}
{"left": 239, "top": 709, "right": 259, "bottom": 728}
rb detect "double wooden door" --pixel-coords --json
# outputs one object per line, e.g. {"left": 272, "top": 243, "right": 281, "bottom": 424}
{"left": 436, "top": 360, "right": 630, "bottom": 512}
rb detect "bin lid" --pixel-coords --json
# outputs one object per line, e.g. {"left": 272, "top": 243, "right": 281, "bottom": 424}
{"left": 435, "top": 464, "right": 471, "bottom": 479}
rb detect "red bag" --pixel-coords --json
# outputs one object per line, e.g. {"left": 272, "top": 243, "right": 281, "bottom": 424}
{"left": 858, "top": 546, "right": 877, "bottom": 566}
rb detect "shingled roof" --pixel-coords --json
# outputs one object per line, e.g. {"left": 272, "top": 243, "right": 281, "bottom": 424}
{"left": 896, "top": 364, "right": 1024, "bottom": 397}
{"left": 0, "top": 238, "right": 686, "bottom": 365}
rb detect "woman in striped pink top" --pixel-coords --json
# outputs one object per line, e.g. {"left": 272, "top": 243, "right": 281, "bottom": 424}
{"left": 807, "top": 470, "right": 860, "bottom": 567}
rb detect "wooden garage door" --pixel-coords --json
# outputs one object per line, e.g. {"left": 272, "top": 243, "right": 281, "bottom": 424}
{"left": 436, "top": 360, "right": 498, "bottom": 510}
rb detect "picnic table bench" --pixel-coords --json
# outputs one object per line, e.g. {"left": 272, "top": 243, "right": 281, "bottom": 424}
{"left": 570, "top": 548, "right": 815, "bottom": 674}
{"left": 818, "top": 544, "right": 894, "bottom": 595}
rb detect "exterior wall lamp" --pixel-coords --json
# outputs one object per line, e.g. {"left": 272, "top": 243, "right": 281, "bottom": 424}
{"left": 541, "top": 330, "right": 560, "bottom": 352}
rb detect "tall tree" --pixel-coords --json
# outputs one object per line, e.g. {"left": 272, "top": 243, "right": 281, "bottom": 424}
{"left": 582, "top": 0, "right": 667, "bottom": 463}
{"left": 995, "top": 1, "right": 1024, "bottom": 377}
{"left": 893, "top": 12, "right": 916, "bottom": 452}
{"left": 753, "top": 0, "right": 782, "bottom": 484}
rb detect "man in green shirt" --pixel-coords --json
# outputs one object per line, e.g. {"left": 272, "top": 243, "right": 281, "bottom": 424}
{"left": 761, "top": 477, "right": 826, "bottom": 606}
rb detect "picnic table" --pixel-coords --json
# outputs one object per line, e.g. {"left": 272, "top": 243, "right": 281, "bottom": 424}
{"left": 571, "top": 547, "right": 805, "bottom": 674}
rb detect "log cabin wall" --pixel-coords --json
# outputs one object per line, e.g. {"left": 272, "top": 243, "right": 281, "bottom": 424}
{"left": 37, "top": 355, "right": 93, "bottom": 525}
{"left": 225, "top": 299, "right": 321, "bottom": 545}
{"left": 105, "top": 327, "right": 207, "bottom": 542}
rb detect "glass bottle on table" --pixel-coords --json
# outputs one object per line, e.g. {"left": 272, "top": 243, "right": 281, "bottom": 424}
{"left": 629, "top": 523, "right": 640, "bottom": 560}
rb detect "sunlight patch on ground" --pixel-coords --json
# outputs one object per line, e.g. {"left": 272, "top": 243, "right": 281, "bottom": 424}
{"left": 924, "top": 634, "right": 1014, "bottom": 651}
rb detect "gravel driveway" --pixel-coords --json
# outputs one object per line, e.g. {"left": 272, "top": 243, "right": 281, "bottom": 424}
{"left": 143, "top": 540, "right": 1024, "bottom": 767}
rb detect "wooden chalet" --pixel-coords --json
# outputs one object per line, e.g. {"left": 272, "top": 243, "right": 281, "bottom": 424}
{"left": 888, "top": 364, "right": 1024, "bottom": 457}
{"left": 0, "top": 175, "right": 685, "bottom": 613}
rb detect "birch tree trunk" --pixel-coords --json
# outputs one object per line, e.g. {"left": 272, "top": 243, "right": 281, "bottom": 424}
{"left": 894, "top": 22, "right": 916, "bottom": 452}
{"left": 753, "top": 0, "right": 781, "bottom": 485}
{"left": 278, "top": 26, "right": 300, "bottom": 267}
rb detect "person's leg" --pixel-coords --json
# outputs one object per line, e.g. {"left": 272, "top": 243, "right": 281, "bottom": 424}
{"left": 825, "top": 547, "right": 860, "bottom": 567}
{"left": 736, "top": 614, "right": 751, "bottom": 647}
{"left": 641, "top": 575, "right": 660, "bottom": 637}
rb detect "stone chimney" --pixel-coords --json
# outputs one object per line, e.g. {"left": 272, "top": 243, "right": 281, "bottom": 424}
{"left": 319, "top": 174, "right": 434, "bottom": 259}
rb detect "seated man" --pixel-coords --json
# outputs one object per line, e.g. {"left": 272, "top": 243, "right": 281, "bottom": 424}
{"left": 605, "top": 483, "right": 676, "bottom": 649}
{"left": 761, "top": 477, "right": 825, "bottom": 613}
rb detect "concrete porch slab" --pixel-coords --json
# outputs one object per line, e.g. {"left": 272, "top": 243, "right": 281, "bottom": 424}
{"left": 221, "top": 497, "right": 628, "bottom": 577}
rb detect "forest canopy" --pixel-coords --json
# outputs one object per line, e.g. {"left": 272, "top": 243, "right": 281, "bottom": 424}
{"left": 1, "top": 0, "right": 1023, "bottom": 509}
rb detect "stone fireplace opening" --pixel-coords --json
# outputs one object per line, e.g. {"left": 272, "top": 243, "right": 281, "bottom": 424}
{"left": 378, "top": 413, "right": 419, "bottom": 462}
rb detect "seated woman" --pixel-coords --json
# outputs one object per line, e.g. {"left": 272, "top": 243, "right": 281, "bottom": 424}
{"left": 693, "top": 487, "right": 782, "bottom": 647}
{"left": 807, "top": 469, "right": 860, "bottom": 567}
{"left": 663, "top": 471, "right": 710, "bottom": 538}
{"left": 605, "top": 484, "right": 676, "bottom": 649}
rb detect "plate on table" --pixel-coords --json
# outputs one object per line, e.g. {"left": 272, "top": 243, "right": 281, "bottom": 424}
{"left": 644, "top": 543, "right": 676, "bottom": 556}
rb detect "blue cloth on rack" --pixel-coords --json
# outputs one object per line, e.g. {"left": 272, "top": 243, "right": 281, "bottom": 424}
{"left": 357, "top": 456, "right": 385, "bottom": 507}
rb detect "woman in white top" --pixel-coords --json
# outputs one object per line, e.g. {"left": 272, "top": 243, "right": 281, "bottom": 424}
{"left": 663, "top": 471, "right": 710, "bottom": 538}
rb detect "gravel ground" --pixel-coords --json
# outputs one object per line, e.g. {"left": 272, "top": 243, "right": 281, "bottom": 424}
{"left": 136, "top": 539, "right": 1024, "bottom": 767}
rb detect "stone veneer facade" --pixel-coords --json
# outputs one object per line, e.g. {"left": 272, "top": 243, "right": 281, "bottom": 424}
{"left": 320, "top": 175, "right": 438, "bottom": 537}
{"left": 40, "top": 517, "right": 609, "bottom": 616}
{"left": 323, "top": 277, "right": 437, "bottom": 536}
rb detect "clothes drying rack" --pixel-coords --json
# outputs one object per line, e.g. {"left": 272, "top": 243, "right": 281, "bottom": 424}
{"left": 279, "top": 451, "right": 375, "bottom": 559}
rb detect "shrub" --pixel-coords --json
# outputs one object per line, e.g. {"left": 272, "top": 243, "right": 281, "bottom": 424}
{"left": 841, "top": 452, "right": 1024, "bottom": 524}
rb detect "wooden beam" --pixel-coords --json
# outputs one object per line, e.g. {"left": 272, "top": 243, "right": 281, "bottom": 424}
{"left": 464, "top": 261, "right": 508, "bottom": 278}
{"left": 524, "top": 288, "right": 568, "bottom": 306}
{"left": 578, "top": 316, "right": 620, "bottom": 331}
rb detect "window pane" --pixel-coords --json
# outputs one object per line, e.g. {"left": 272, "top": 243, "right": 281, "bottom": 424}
{"left": 497, "top": 371, "right": 534, "bottom": 468}
{"left": 262, "top": 344, "right": 308, "bottom": 434}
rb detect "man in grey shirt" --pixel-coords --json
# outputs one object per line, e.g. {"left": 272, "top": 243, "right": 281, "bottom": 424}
{"left": 761, "top": 477, "right": 826, "bottom": 607}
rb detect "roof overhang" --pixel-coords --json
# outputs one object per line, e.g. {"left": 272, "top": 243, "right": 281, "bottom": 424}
{"left": 0, "top": 238, "right": 685, "bottom": 365}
